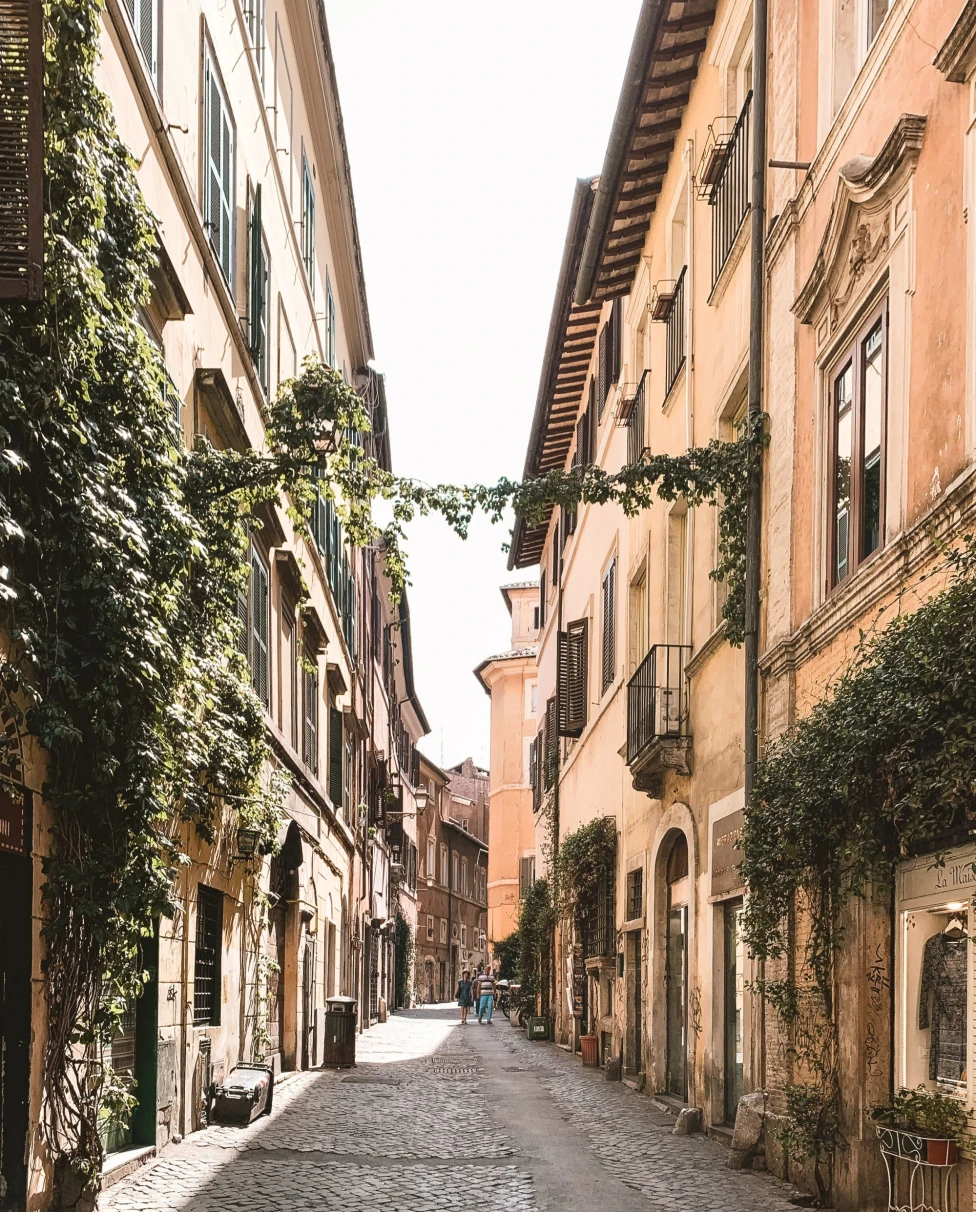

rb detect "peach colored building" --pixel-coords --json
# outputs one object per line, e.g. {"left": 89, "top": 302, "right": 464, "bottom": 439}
{"left": 475, "top": 582, "right": 540, "bottom": 949}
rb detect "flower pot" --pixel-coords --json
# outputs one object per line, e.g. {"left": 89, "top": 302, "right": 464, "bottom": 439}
{"left": 580, "top": 1034, "right": 598, "bottom": 1067}
{"left": 925, "top": 1138, "right": 957, "bottom": 1166}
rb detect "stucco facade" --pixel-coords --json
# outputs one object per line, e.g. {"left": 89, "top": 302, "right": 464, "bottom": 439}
{"left": 475, "top": 581, "right": 540, "bottom": 948}
{"left": 0, "top": 4, "right": 430, "bottom": 1208}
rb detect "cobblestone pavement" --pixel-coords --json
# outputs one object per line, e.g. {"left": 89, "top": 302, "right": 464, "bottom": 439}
{"left": 101, "top": 1006, "right": 801, "bottom": 1212}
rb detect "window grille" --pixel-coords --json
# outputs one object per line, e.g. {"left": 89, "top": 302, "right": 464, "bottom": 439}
{"left": 193, "top": 885, "right": 223, "bottom": 1025}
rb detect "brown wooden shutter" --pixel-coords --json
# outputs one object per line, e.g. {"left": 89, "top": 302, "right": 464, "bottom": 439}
{"left": 328, "top": 704, "right": 343, "bottom": 806}
{"left": 587, "top": 380, "right": 596, "bottom": 459}
{"left": 611, "top": 297, "right": 623, "bottom": 383}
{"left": 597, "top": 326, "right": 608, "bottom": 418}
{"left": 544, "top": 696, "right": 557, "bottom": 789}
{"left": 567, "top": 618, "right": 588, "bottom": 735}
{"left": 557, "top": 630, "right": 570, "bottom": 734}
{"left": 602, "top": 561, "right": 616, "bottom": 693}
{"left": 0, "top": 0, "right": 42, "bottom": 300}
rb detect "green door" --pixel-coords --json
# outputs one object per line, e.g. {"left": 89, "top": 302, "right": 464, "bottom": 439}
{"left": 723, "top": 901, "right": 745, "bottom": 1123}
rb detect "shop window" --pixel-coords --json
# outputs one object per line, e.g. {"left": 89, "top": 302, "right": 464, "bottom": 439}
{"left": 897, "top": 851, "right": 971, "bottom": 1097}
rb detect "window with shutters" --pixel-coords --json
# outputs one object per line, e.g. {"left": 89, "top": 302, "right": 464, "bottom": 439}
{"left": 596, "top": 299, "right": 623, "bottom": 422}
{"left": 243, "top": 0, "right": 266, "bottom": 84}
{"left": 440, "top": 844, "right": 449, "bottom": 887}
{"left": 280, "top": 607, "right": 298, "bottom": 749}
{"left": 302, "top": 653, "right": 318, "bottom": 775}
{"left": 601, "top": 559, "right": 616, "bottom": 695}
{"left": 452, "top": 853, "right": 459, "bottom": 892}
{"left": 125, "top": 0, "right": 159, "bottom": 85}
{"left": 519, "top": 855, "right": 536, "bottom": 899}
{"left": 543, "top": 696, "right": 557, "bottom": 789}
{"left": 538, "top": 572, "right": 546, "bottom": 629}
{"left": 0, "top": 0, "right": 43, "bottom": 301}
{"left": 247, "top": 184, "right": 269, "bottom": 393}
{"left": 558, "top": 618, "right": 588, "bottom": 737}
{"left": 309, "top": 466, "right": 329, "bottom": 553}
{"left": 301, "top": 151, "right": 315, "bottom": 296}
{"left": 325, "top": 277, "right": 337, "bottom": 368}
{"left": 193, "top": 885, "right": 223, "bottom": 1025}
{"left": 328, "top": 700, "right": 343, "bottom": 807}
{"left": 343, "top": 734, "right": 353, "bottom": 824}
{"left": 203, "top": 47, "right": 235, "bottom": 288}
{"left": 250, "top": 552, "right": 269, "bottom": 709}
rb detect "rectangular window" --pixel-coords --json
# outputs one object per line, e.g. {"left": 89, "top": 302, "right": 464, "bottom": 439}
{"left": 193, "top": 885, "right": 223, "bottom": 1025}
{"left": 440, "top": 918, "right": 448, "bottom": 945}
{"left": 626, "top": 868, "right": 644, "bottom": 919}
{"left": 247, "top": 184, "right": 269, "bottom": 393}
{"left": 538, "top": 572, "right": 547, "bottom": 628}
{"left": 344, "top": 734, "right": 353, "bottom": 824}
{"left": 203, "top": 48, "right": 235, "bottom": 286}
{"left": 426, "top": 914, "right": 434, "bottom": 940}
{"left": 452, "top": 853, "right": 459, "bottom": 892}
{"left": 460, "top": 924, "right": 467, "bottom": 948}
{"left": 461, "top": 857, "right": 468, "bottom": 896}
{"left": 244, "top": 0, "right": 266, "bottom": 82}
{"left": 868, "top": 0, "right": 893, "bottom": 46}
{"left": 520, "top": 855, "right": 536, "bottom": 898}
{"left": 125, "top": 0, "right": 158, "bottom": 83}
{"left": 426, "top": 837, "right": 435, "bottom": 878}
{"left": 558, "top": 618, "right": 588, "bottom": 737}
{"left": 301, "top": 152, "right": 315, "bottom": 295}
{"left": 326, "top": 278, "right": 337, "bottom": 368}
{"left": 440, "top": 844, "right": 449, "bottom": 887}
{"left": 828, "top": 303, "right": 887, "bottom": 589}
{"left": 250, "top": 552, "right": 269, "bottom": 708}
{"left": 602, "top": 559, "right": 616, "bottom": 694}
{"left": 280, "top": 607, "right": 297, "bottom": 749}
{"left": 543, "top": 696, "right": 557, "bottom": 789}
{"left": 302, "top": 653, "right": 318, "bottom": 775}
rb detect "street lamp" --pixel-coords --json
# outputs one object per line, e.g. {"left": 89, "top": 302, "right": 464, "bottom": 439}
{"left": 414, "top": 784, "right": 429, "bottom": 813}
{"left": 236, "top": 826, "right": 261, "bottom": 859}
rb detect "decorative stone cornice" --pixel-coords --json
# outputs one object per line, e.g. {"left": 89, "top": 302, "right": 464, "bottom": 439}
{"left": 793, "top": 114, "right": 926, "bottom": 325}
{"left": 935, "top": 0, "right": 976, "bottom": 82}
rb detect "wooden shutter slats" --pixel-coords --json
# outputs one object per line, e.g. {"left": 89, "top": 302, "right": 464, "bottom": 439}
{"left": 0, "top": 0, "right": 42, "bottom": 299}
{"left": 328, "top": 704, "right": 343, "bottom": 807}
{"left": 251, "top": 555, "right": 269, "bottom": 707}
{"left": 602, "top": 561, "right": 616, "bottom": 694}
{"left": 597, "top": 326, "right": 608, "bottom": 419}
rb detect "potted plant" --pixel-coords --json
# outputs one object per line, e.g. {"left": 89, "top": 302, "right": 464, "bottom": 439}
{"left": 871, "top": 1087, "right": 967, "bottom": 1165}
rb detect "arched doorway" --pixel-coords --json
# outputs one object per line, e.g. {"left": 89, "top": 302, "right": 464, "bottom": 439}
{"left": 664, "top": 832, "right": 689, "bottom": 1100}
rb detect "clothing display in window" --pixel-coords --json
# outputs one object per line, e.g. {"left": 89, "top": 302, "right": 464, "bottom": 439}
{"left": 918, "top": 930, "right": 968, "bottom": 1085}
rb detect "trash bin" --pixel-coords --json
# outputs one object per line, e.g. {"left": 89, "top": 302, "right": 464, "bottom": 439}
{"left": 580, "top": 1034, "right": 599, "bottom": 1066}
{"left": 322, "top": 995, "right": 357, "bottom": 1068}
{"left": 527, "top": 1016, "right": 549, "bottom": 1041}
{"left": 211, "top": 1064, "right": 275, "bottom": 1125}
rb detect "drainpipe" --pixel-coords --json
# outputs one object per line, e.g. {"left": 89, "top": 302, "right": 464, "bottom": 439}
{"left": 684, "top": 138, "right": 696, "bottom": 648}
{"left": 746, "top": 0, "right": 770, "bottom": 1092}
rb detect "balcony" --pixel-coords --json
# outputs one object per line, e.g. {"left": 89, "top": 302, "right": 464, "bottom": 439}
{"left": 709, "top": 93, "right": 752, "bottom": 287}
{"left": 651, "top": 267, "right": 686, "bottom": 400}
{"left": 626, "top": 370, "right": 648, "bottom": 465}
{"left": 626, "top": 644, "right": 692, "bottom": 795}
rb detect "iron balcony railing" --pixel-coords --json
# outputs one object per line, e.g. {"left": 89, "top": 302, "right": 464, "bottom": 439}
{"left": 664, "top": 266, "right": 687, "bottom": 399}
{"left": 627, "top": 369, "right": 649, "bottom": 465}
{"left": 626, "top": 644, "right": 692, "bottom": 765}
{"left": 711, "top": 92, "right": 752, "bottom": 287}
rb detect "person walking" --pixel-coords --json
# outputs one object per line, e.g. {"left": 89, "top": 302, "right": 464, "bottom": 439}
{"left": 456, "top": 969, "right": 474, "bottom": 1024}
{"left": 476, "top": 966, "right": 496, "bottom": 1024}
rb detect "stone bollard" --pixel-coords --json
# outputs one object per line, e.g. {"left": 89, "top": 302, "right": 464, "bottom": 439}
{"left": 672, "top": 1107, "right": 703, "bottom": 1135}
{"left": 726, "top": 1090, "right": 768, "bottom": 1170}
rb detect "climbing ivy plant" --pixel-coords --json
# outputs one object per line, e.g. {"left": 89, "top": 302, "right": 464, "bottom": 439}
{"left": 554, "top": 815, "right": 616, "bottom": 918}
{"left": 741, "top": 539, "right": 976, "bottom": 1206}
{"left": 0, "top": 3, "right": 755, "bottom": 1203}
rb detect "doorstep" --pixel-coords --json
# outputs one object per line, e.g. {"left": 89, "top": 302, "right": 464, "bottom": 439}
{"left": 650, "top": 1093, "right": 685, "bottom": 1117}
{"left": 708, "top": 1123, "right": 734, "bottom": 1147}
{"left": 101, "top": 1145, "right": 156, "bottom": 1190}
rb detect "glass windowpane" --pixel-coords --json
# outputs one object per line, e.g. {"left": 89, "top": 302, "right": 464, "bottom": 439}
{"left": 834, "top": 363, "right": 853, "bottom": 585}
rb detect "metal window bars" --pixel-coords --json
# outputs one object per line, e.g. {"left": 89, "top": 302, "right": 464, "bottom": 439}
{"left": 708, "top": 93, "right": 752, "bottom": 287}
{"left": 626, "top": 370, "right": 649, "bottom": 465}
{"left": 626, "top": 644, "right": 691, "bottom": 766}
{"left": 661, "top": 267, "right": 687, "bottom": 399}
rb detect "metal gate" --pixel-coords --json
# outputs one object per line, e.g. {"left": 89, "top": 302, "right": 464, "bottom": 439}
{"left": 369, "top": 932, "right": 379, "bottom": 1020}
{"left": 265, "top": 855, "right": 287, "bottom": 1060}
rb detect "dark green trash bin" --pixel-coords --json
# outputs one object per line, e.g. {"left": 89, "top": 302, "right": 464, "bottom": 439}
{"left": 322, "top": 995, "right": 357, "bottom": 1068}
{"left": 527, "top": 1016, "right": 549, "bottom": 1040}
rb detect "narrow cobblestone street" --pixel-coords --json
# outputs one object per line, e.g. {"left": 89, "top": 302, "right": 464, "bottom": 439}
{"left": 102, "top": 1007, "right": 800, "bottom": 1212}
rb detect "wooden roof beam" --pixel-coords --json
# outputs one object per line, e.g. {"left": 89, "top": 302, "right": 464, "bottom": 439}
{"left": 652, "top": 38, "right": 709, "bottom": 62}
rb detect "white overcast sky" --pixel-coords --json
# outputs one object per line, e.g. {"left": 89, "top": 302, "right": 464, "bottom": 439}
{"left": 326, "top": 1, "right": 642, "bottom": 770}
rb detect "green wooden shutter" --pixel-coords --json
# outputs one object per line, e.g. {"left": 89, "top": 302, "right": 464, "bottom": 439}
{"left": 126, "top": 0, "right": 158, "bottom": 80}
{"left": 0, "top": 0, "right": 43, "bottom": 300}
{"left": 248, "top": 184, "right": 263, "bottom": 357}
{"left": 543, "top": 697, "right": 557, "bottom": 790}
{"left": 328, "top": 705, "right": 343, "bottom": 806}
{"left": 250, "top": 555, "right": 268, "bottom": 707}
{"left": 236, "top": 584, "right": 249, "bottom": 659}
{"left": 303, "top": 664, "right": 317, "bottom": 775}
{"left": 205, "top": 53, "right": 233, "bottom": 283}
{"left": 602, "top": 561, "right": 616, "bottom": 693}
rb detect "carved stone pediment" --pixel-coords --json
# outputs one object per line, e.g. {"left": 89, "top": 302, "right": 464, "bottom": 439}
{"left": 935, "top": 0, "right": 976, "bottom": 82}
{"left": 793, "top": 114, "right": 926, "bottom": 330}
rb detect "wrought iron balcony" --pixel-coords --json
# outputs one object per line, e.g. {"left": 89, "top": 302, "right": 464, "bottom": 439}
{"left": 626, "top": 644, "right": 692, "bottom": 794}
{"left": 660, "top": 266, "right": 686, "bottom": 399}
{"left": 710, "top": 93, "right": 752, "bottom": 287}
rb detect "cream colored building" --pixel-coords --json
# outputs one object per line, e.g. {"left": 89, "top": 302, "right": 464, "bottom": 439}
{"left": 509, "top": 0, "right": 761, "bottom": 1136}
{"left": 0, "top": 3, "right": 429, "bottom": 1207}
{"left": 475, "top": 581, "right": 539, "bottom": 948}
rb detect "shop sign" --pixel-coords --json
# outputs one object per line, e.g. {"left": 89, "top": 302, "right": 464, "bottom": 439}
{"left": 899, "top": 846, "right": 976, "bottom": 904}
{"left": 0, "top": 786, "right": 26, "bottom": 856}
{"left": 711, "top": 809, "right": 744, "bottom": 896}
